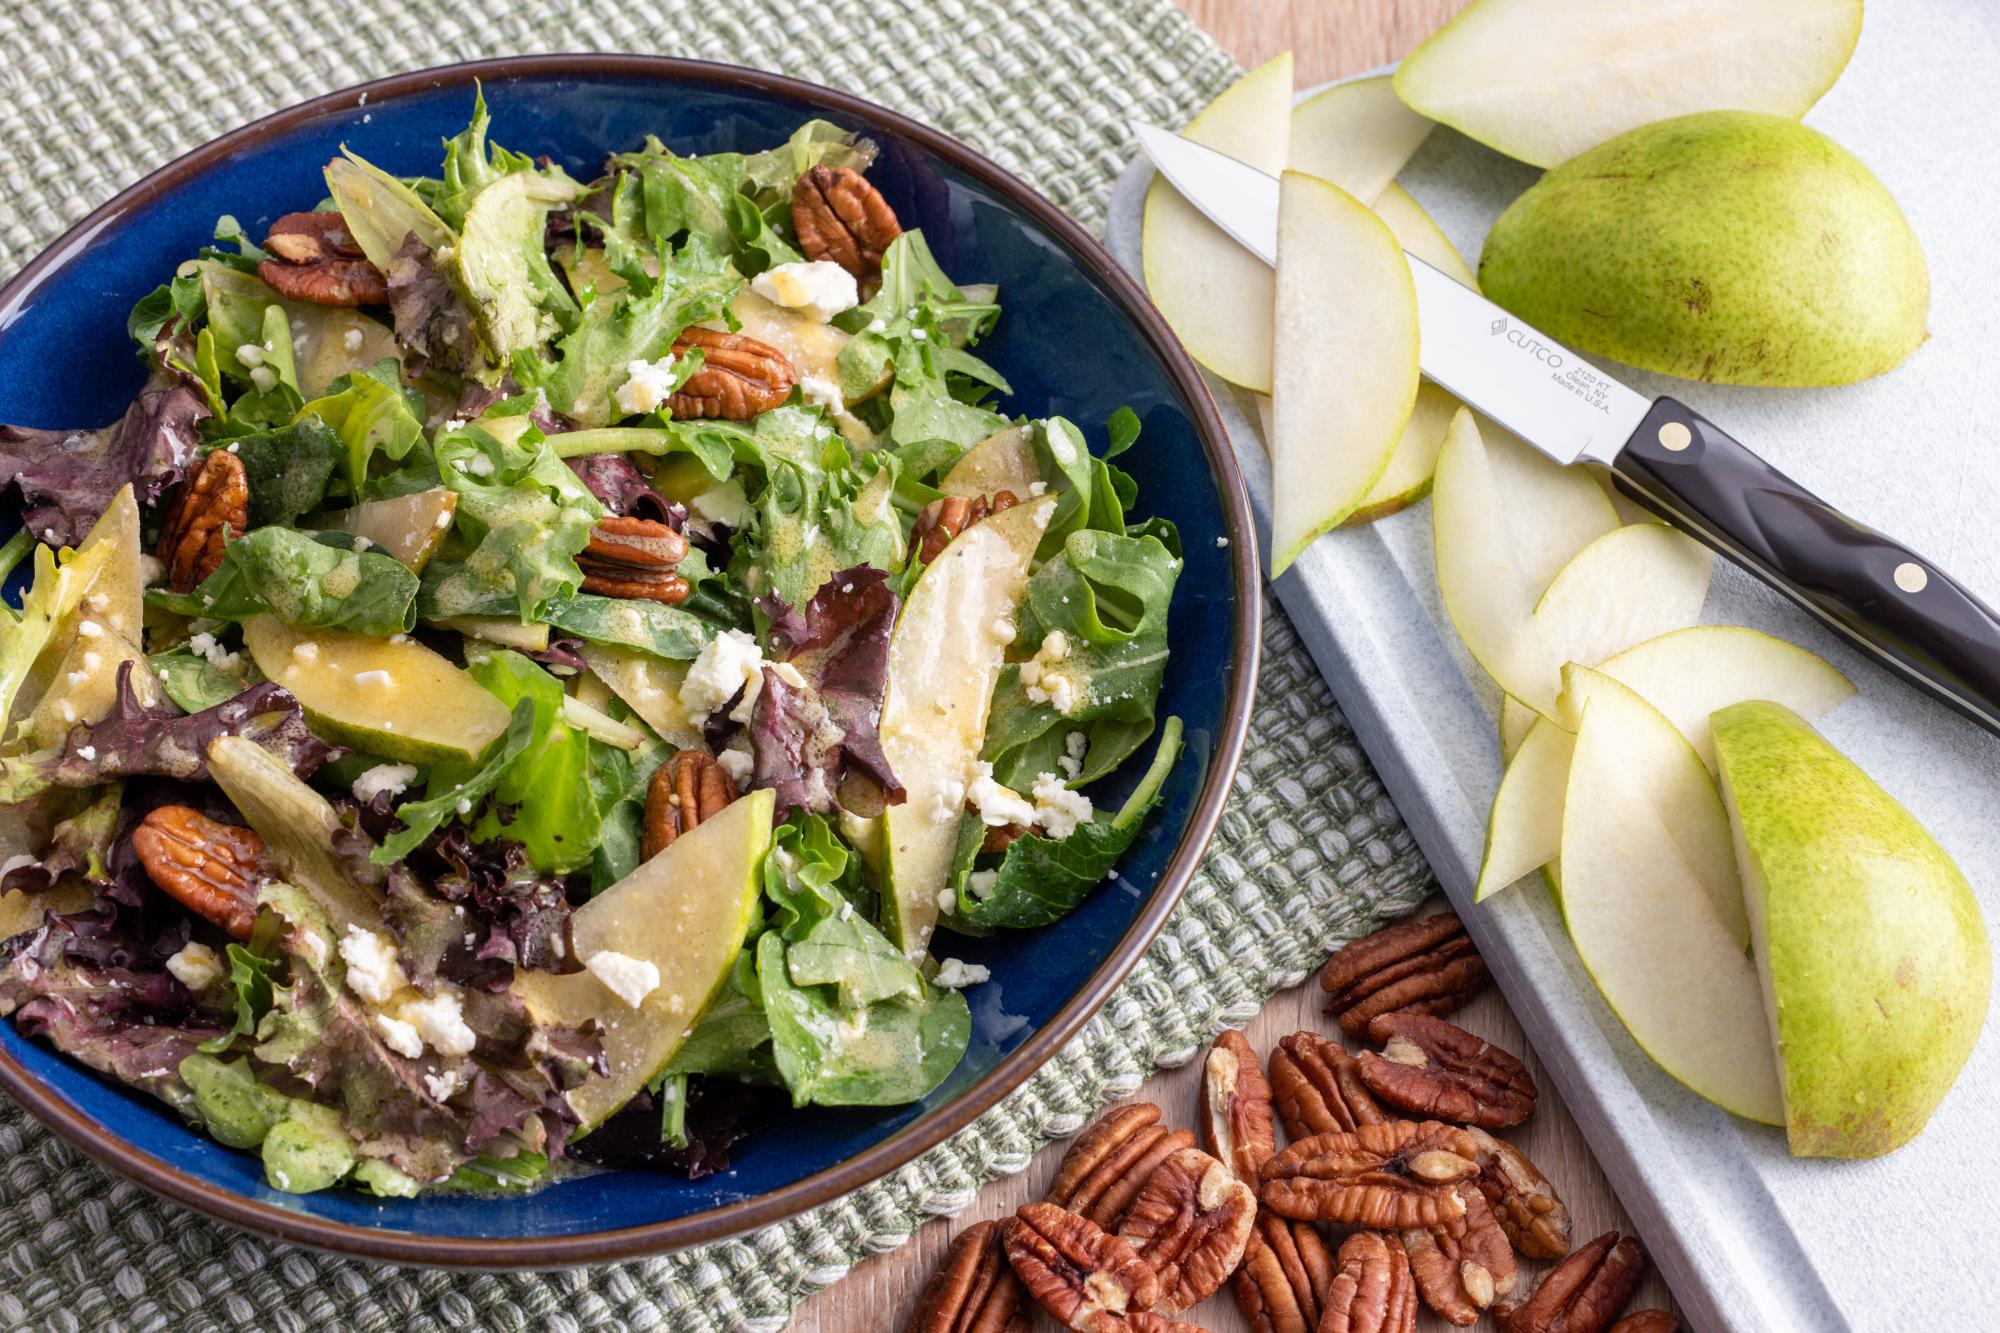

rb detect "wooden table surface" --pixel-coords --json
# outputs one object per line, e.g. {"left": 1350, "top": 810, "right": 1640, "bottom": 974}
{"left": 794, "top": 3, "right": 1680, "bottom": 1329}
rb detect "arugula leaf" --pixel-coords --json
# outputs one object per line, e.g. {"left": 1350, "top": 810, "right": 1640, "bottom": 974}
{"left": 373, "top": 697, "right": 536, "bottom": 863}
{"left": 983, "top": 528, "right": 1181, "bottom": 790}
{"left": 153, "top": 528, "right": 420, "bottom": 636}
{"left": 956, "top": 716, "right": 1182, "bottom": 929}
{"left": 423, "top": 423, "right": 602, "bottom": 623}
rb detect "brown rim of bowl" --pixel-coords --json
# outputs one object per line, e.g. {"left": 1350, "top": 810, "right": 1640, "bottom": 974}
{"left": 0, "top": 52, "right": 1262, "bottom": 1269}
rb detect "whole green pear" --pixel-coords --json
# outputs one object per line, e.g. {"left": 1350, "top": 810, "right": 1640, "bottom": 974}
{"left": 1479, "top": 111, "right": 1929, "bottom": 387}
{"left": 1712, "top": 701, "right": 1989, "bottom": 1157}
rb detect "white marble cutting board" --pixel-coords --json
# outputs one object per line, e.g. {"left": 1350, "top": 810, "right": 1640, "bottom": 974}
{"left": 1106, "top": 6, "right": 2000, "bottom": 1330}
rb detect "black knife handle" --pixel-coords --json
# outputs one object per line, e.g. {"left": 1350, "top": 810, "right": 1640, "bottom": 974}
{"left": 1611, "top": 397, "right": 2000, "bottom": 736}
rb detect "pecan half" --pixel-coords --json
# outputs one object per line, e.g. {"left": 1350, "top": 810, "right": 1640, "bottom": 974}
{"left": 1319, "top": 1230, "right": 1418, "bottom": 1333}
{"left": 130, "top": 806, "right": 267, "bottom": 939}
{"left": 1608, "top": 1315, "right": 1677, "bottom": 1333}
{"left": 1046, "top": 1103, "right": 1195, "bottom": 1230}
{"left": 1403, "top": 1183, "right": 1518, "bottom": 1325}
{"left": 666, "top": 326, "right": 798, "bottom": 420}
{"left": 258, "top": 211, "right": 389, "bottom": 306}
{"left": 643, "top": 750, "right": 738, "bottom": 860}
{"left": 1115, "top": 1147, "right": 1256, "bottom": 1314}
{"left": 1268, "top": 1030, "right": 1386, "bottom": 1141}
{"left": 156, "top": 449, "right": 249, "bottom": 592}
{"left": 913, "top": 490, "right": 1019, "bottom": 564}
{"left": 1321, "top": 911, "right": 1489, "bottom": 1037}
{"left": 1003, "top": 1201, "right": 1162, "bottom": 1333}
{"left": 1258, "top": 1120, "right": 1485, "bottom": 1229}
{"left": 1495, "top": 1232, "right": 1647, "bottom": 1333}
{"left": 793, "top": 164, "right": 902, "bottom": 281}
{"left": 1464, "top": 1128, "right": 1571, "bottom": 1260}
{"left": 907, "top": 1218, "right": 1029, "bottom": 1333}
{"left": 1357, "top": 1012, "right": 1537, "bottom": 1130}
{"left": 579, "top": 514, "right": 690, "bottom": 604}
{"left": 1201, "top": 1029, "right": 1277, "bottom": 1182}
{"left": 981, "top": 822, "right": 1030, "bottom": 855}
{"left": 1230, "top": 1213, "right": 1335, "bottom": 1333}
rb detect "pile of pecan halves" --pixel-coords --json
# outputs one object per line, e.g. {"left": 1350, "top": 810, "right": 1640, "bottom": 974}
{"left": 905, "top": 910, "right": 1678, "bottom": 1333}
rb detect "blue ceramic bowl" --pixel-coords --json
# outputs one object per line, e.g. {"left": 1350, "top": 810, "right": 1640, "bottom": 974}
{"left": 0, "top": 55, "right": 1257, "bottom": 1266}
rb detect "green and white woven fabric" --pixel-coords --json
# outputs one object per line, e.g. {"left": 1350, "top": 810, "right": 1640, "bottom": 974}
{"left": 0, "top": 3, "right": 1436, "bottom": 1328}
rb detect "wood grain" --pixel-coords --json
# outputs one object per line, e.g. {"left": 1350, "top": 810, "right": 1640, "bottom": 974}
{"left": 795, "top": 2, "right": 1679, "bottom": 1328}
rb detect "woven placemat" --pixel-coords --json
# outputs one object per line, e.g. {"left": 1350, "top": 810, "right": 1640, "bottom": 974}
{"left": 0, "top": 3, "right": 1438, "bottom": 1329}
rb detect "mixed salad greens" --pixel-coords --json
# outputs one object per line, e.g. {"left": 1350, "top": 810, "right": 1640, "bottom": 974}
{"left": 0, "top": 94, "right": 1183, "bottom": 1196}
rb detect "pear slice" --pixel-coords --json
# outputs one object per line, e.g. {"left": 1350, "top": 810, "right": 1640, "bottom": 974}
{"left": 1393, "top": 0, "right": 1862, "bottom": 169}
{"left": 1288, "top": 75, "right": 1434, "bottom": 205}
{"left": 25, "top": 617, "right": 162, "bottom": 748}
{"left": 880, "top": 496, "right": 1056, "bottom": 959}
{"left": 1431, "top": 410, "right": 1619, "bottom": 703}
{"left": 519, "top": 789, "right": 774, "bottom": 1132}
{"left": 576, "top": 644, "right": 701, "bottom": 748}
{"left": 340, "top": 488, "right": 457, "bottom": 573}
{"left": 941, "top": 423, "right": 1041, "bottom": 499}
{"left": 1714, "top": 702, "right": 1990, "bottom": 1157}
{"left": 1268, "top": 171, "right": 1419, "bottom": 574}
{"left": 1499, "top": 696, "right": 1537, "bottom": 763}
{"left": 1559, "top": 677, "right": 1783, "bottom": 1125}
{"left": 1373, "top": 182, "right": 1475, "bottom": 287}
{"left": 1141, "top": 52, "right": 1293, "bottom": 393}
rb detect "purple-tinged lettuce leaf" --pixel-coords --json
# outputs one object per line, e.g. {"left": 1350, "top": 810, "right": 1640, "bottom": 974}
{"left": 0, "top": 663, "right": 341, "bottom": 804}
{"left": 385, "top": 234, "right": 481, "bottom": 374}
{"left": 0, "top": 786, "right": 123, "bottom": 896}
{"left": 563, "top": 453, "right": 679, "bottom": 525}
{"left": 0, "top": 324, "right": 210, "bottom": 547}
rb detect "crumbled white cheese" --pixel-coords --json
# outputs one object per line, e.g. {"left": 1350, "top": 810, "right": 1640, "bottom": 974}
{"left": 933, "top": 957, "right": 991, "bottom": 989}
{"left": 435, "top": 508, "right": 455, "bottom": 529}
{"left": 423, "top": 1069, "right": 465, "bottom": 1102}
{"left": 1059, "top": 730, "right": 1088, "bottom": 780}
{"left": 339, "top": 926, "right": 409, "bottom": 1005}
{"left": 249, "top": 366, "right": 278, "bottom": 394}
{"left": 771, "top": 660, "right": 809, "bottom": 690}
{"left": 374, "top": 1013, "right": 425, "bottom": 1060}
{"left": 1037, "top": 670, "right": 1081, "bottom": 715}
{"left": 751, "top": 260, "right": 859, "bottom": 322}
{"left": 967, "top": 761, "right": 1036, "bottom": 828}
{"left": 967, "top": 868, "right": 999, "bottom": 901}
{"left": 352, "top": 669, "right": 394, "bottom": 688}
{"left": 1215, "top": 536, "right": 1230, "bottom": 549}
{"left": 1021, "top": 631, "right": 1080, "bottom": 713}
{"left": 81, "top": 651, "right": 101, "bottom": 672}
{"left": 187, "top": 631, "right": 242, "bottom": 673}
{"left": 1031, "top": 771, "right": 1095, "bottom": 840}
{"left": 233, "top": 344, "right": 265, "bottom": 368}
{"left": 397, "top": 989, "right": 477, "bottom": 1059}
{"left": 909, "top": 327, "right": 928, "bottom": 342}
{"left": 989, "top": 617, "right": 1016, "bottom": 645}
{"left": 342, "top": 327, "right": 365, "bottom": 351}
{"left": 864, "top": 317, "right": 887, "bottom": 334}
{"left": 586, "top": 950, "right": 661, "bottom": 1010}
{"left": 75, "top": 745, "right": 97, "bottom": 762}
{"left": 59, "top": 702, "right": 76, "bottom": 723}
{"left": 716, "top": 744, "right": 754, "bottom": 787}
{"left": 615, "top": 354, "right": 682, "bottom": 416}
{"left": 678, "top": 629, "right": 766, "bottom": 724}
{"left": 689, "top": 479, "right": 753, "bottom": 529}
{"left": 797, "top": 373, "right": 845, "bottom": 413}
{"left": 936, "top": 887, "right": 957, "bottom": 913}
{"left": 165, "top": 941, "right": 223, "bottom": 991}
{"left": 351, "top": 762, "right": 419, "bottom": 804}
{"left": 465, "top": 453, "right": 495, "bottom": 478}
{"left": 77, "top": 619, "right": 105, "bottom": 639}
{"left": 929, "top": 776, "right": 966, "bottom": 824}
{"left": 1028, "top": 481, "right": 1049, "bottom": 498}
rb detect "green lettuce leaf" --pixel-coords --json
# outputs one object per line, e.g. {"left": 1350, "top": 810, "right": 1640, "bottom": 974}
{"left": 152, "top": 528, "right": 420, "bottom": 636}
{"left": 206, "top": 418, "right": 343, "bottom": 528}
{"left": 295, "top": 359, "right": 427, "bottom": 495}
{"left": 373, "top": 697, "right": 536, "bottom": 863}
{"left": 421, "top": 423, "right": 602, "bottom": 623}
{"left": 457, "top": 649, "right": 603, "bottom": 874}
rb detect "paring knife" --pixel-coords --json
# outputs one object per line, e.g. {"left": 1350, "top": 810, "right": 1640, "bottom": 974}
{"left": 1131, "top": 123, "right": 2000, "bottom": 740}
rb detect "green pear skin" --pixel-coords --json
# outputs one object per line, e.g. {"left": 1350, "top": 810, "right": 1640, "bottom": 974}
{"left": 1712, "top": 701, "right": 1989, "bottom": 1157}
{"left": 1479, "top": 111, "right": 1929, "bottom": 387}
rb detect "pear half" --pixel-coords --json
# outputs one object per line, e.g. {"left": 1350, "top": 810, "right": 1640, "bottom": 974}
{"left": 1714, "top": 702, "right": 1991, "bottom": 1157}
{"left": 1267, "top": 171, "right": 1418, "bottom": 574}
{"left": 1394, "top": 0, "right": 1862, "bottom": 169}
{"left": 1560, "top": 679, "right": 1784, "bottom": 1125}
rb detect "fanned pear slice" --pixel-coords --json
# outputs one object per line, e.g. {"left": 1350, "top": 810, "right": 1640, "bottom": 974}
{"left": 1373, "top": 183, "right": 1475, "bottom": 287}
{"left": 1560, "top": 679, "right": 1783, "bottom": 1125}
{"left": 941, "top": 423, "right": 1041, "bottom": 499}
{"left": 1288, "top": 75, "right": 1434, "bottom": 205}
{"left": 880, "top": 496, "right": 1056, "bottom": 959}
{"left": 519, "top": 789, "right": 774, "bottom": 1133}
{"left": 1499, "top": 696, "right": 1538, "bottom": 763}
{"left": 1141, "top": 52, "right": 1293, "bottom": 393}
{"left": 341, "top": 489, "right": 457, "bottom": 573}
{"left": 1431, "top": 410, "right": 1619, "bottom": 704}
{"left": 1268, "top": 171, "right": 1418, "bottom": 574}
{"left": 1475, "top": 712, "right": 1572, "bottom": 903}
{"left": 1393, "top": 0, "right": 1862, "bottom": 169}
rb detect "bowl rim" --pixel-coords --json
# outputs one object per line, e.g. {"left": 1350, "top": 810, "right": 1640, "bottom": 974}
{"left": 0, "top": 51, "right": 1261, "bottom": 1269}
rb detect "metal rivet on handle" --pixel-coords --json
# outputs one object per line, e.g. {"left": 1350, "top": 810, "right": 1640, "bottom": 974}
{"left": 1895, "top": 562, "right": 1929, "bottom": 593}
{"left": 1657, "top": 421, "right": 1692, "bottom": 451}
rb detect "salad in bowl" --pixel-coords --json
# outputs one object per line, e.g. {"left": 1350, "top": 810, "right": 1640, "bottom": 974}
{"left": 0, "top": 92, "right": 1184, "bottom": 1198}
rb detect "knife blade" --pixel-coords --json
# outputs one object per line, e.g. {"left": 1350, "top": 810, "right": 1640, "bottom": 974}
{"left": 1131, "top": 122, "right": 2000, "bottom": 739}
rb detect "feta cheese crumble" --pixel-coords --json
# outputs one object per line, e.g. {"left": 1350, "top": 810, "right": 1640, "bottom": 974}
{"left": 1059, "top": 730, "right": 1088, "bottom": 779}
{"left": 187, "top": 631, "right": 242, "bottom": 672}
{"left": 750, "top": 260, "right": 859, "bottom": 322}
{"left": 423, "top": 1069, "right": 465, "bottom": 1102}
{"left": 374, "top": 1014, "right": 425, "bottom": 1060}
{"left": 716, "top": 744, "right": 754, "bottom": 787}
{"left": 797, "top": 373, "right": 845, "bottom": 414}
{"left": 351, "top": 762, "right": 420, "bottom": 804}
{"left": 249, "top": 366, "right": 278, "bottom": 395}
{"left": 339, "top": 926, "right": 409, "bottom": 1005}
{"left": 397, "top": 988, "right": 477, "bottom": 1059}
{"left": 1020, "top": 630, "right": 1081, "bottom": 713}
{"left": 343, "top": 327, "right": 365, "bottom": 351}
{"left": 615, "top": 354, "right": 682, "bottom": 416}
{"left": 967, "top": 762, "right": 1036, "bottom": 827}
{"left": 933, "top": 957, "right": 991, "bottom": 989}
{"left": 352, "top": 669, "right": 394, "bottom": 688}
{"left": 968, "top": 868, "right": 1000, "bottom": 900}
{"left": 678, "top": 629, "right": 766, "bottom": 724}
{"left": 165, "top": 941, "right": 223, "bottom": 991}
{"left": 586, "top": 950, "right": 662, "bottom": 1010}
{"left": 233, "top": 344, "right": 265, "bottom": 368}
{"left": 1031, "top": 771, "right": 1094, "bottom": 840}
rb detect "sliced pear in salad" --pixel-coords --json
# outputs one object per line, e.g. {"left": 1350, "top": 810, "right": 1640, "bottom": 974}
{"left": 206, "top": 733, "right": 383, "bottom": 934}
{"left": 880, "top": 495, "right": 1056, "bottom": 959}
{"left": 340, "top": 488, "right": 458, "bottom": 573}
{"left": 941, "top": 423, "right": 1041, "bottom": 500}
{"left": 242, "top": 616, "right": 511, "bottom": 765}
{"left": 25, "top": 616, "right": 162, "bottom": 748}
{"left": 576, "top": 643, "right": 701, "bottom": 748}
{"left": 518, "top": 788, "right": 774, "bottom": 1132}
